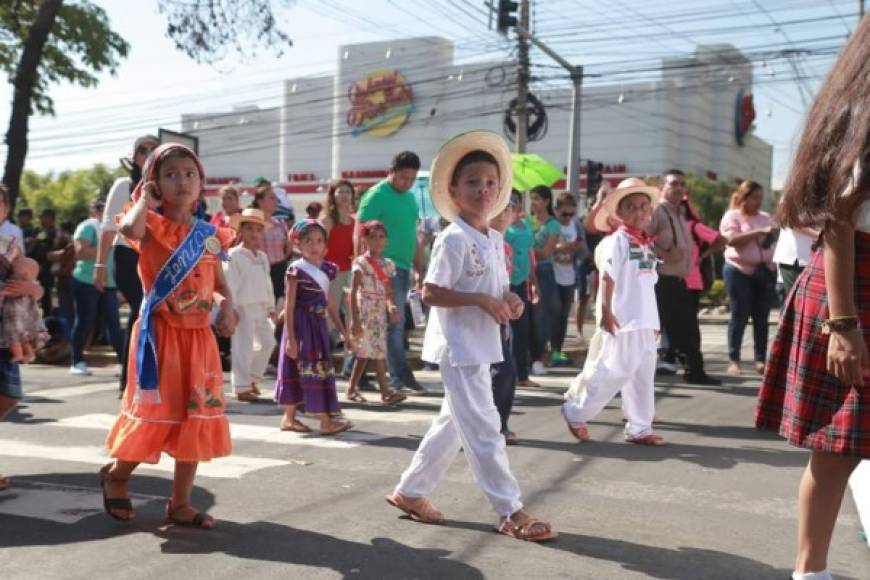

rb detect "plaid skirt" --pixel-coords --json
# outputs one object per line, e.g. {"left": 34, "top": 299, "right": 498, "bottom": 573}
{"left": 755, "top": 231, "right": 870, "bottom": 457}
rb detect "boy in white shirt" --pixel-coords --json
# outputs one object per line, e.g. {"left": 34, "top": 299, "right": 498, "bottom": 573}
{"left": 562, "top": 178, "right": 667, "bottom": 446}
{"left": 224, "top": 209, "right": 277, "bottom": 401}
{"left": 386, "top": 131, "right": 556, "bottom": 542}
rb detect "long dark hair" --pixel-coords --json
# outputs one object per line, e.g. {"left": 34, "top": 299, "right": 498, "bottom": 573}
{"left": 530, "top": 184, "right": 555, "bottom": 217}
{"left": 323, "top": 179, "right": 355, "bottom": 224}
{"left": 778, "top": 18, "right": 870, "bottom": 228}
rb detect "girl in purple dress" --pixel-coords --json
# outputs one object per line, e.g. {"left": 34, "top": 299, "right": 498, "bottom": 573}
{"left": 275, "top": 219, "right": 353, "bottom": 435}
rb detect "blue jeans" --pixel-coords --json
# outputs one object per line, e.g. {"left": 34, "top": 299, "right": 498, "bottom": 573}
{"left": 509, "top": 281, "right": 531, "bottom": 381}
{"left": 387, "top": 267, "right": 415, "bottom": 388}
{"left": 723, "top": 263, "right": 772, "bottom": 363}
{"left": 552, "top": 282, "right": 575, "bottom": 352}
{"left": 71, "top": 279, "right": 124, "bottom": 365}
{"left": 531, "top": 262, "right": 559, "bottom": 361}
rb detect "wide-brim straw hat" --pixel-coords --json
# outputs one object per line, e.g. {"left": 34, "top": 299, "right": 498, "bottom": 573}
{"left": 592, "top": 177, "right": 661, "bottom": 233}
{"left": 229, "top": 208, "right": 273, "bottom": 231}
{"left": 429, "top": 131, "right": 513, "bottom": 222}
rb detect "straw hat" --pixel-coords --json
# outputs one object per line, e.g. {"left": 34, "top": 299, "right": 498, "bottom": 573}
{"left": 229, "top": 208, "right": 273, "bottom": 231}
{"left": 429, "top": 131, "right": 513, "bottom": 222}
{"left": 592, "top": 177, "right": 660, "bottom": 233}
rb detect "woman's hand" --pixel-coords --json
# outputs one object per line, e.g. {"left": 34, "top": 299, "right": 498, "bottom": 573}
{"left": 827, "top": 328, "right": 869, "bottom": 387}
{"left": 388, "top": 305, "right": 399, "bottom": 325}
{"left": 93, "top": 265, "right": 107, "bottom": 292}
{"left": 2, "top": 280, "right": 43, "bottom": 300}
{"left": 285, "top": 336, "right": 298, "bottom": 359}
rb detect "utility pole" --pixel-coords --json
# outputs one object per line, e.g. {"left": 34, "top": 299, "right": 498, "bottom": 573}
{"left": 516, "top": 0, "right": 530, "bottom": 154}
{"left": 861, "top": 0, "right": 865, "bottom": 19}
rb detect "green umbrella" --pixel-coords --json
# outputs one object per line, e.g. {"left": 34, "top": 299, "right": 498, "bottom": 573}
{"left": 511, "top": 153, "right": 565, "bottom": 191}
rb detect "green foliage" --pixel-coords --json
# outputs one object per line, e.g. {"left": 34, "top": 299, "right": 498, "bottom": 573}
{"left": 19, "top": 164, "right": 124, "bottom": 221}
{"left": 0, "top": 0, "right": 129, "bottom": 115}
{"left": 704, "top": 279, "right": 727, "bottom": 307}
{"left": 684, "top": 174, "right": 734, "bottom": 228}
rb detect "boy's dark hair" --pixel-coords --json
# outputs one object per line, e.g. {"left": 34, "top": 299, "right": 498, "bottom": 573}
{"left": 17, "top": 208, "right": 33, "bottom": 217}
{"left": 450, "top": 150, "right": 500, "bottom": 186}
{"left": 41, "top": 208, "right": 56, "bottom": 219}
{"left": 390, "top": 151, "right": 421, "bottom": 172}
{"left": 60, "top": 220, "right": 75, "bottom": 234}
{"left": 662, "top": 168, "right": 685, "bottom": 178}
{"left": 555, "top": 192, "right": 577, "bottom": 208}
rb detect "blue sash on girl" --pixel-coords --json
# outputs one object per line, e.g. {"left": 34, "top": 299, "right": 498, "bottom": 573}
{"left": 135, "top": 219, "right": 219, "bottom": 404}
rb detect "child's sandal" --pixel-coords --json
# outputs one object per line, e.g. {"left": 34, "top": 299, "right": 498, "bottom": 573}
{"left": 381, "top": 390, "right": 406, "bottom": 406}
{"left": 496, "top": 514, "right": 557, "bottom": 542}
{"left": 99, "top": 462, "right": 134, "bottom": 521}
{"left": 346, "top": 391, "right": 368, "bottom": 404}
{"left": 165, "top": 500, "right": 216, "bottom": 529}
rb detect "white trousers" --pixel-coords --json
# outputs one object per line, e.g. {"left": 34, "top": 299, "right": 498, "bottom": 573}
{"left": 231, "top": 303, "right": 277, "bottom": 392}
{"left": 562, "top": 329, "right": 657, "bottom": 439}
{"left": 395, "top": 356, "right": 523, "bottom": 517}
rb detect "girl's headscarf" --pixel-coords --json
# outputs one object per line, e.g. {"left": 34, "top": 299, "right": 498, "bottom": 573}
{"left": 291, "top": 218, "right": 327, "bottom": 241}
{"left": 131, "top": 143, "right": 207, "bottom": 219}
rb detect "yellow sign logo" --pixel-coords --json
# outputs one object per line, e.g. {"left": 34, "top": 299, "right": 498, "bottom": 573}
{"left": 347, "top": 69, "right": 414, "bottom": 138}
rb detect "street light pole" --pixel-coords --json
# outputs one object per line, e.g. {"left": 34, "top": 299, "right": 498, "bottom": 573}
{"left": 516, "top": 0, "right": 530, "bottom": 154}
{"left": 515, "top": 24, "right": 584, "bottom": 199}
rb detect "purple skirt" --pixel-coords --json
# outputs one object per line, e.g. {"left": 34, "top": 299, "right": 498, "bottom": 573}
{"left": 274, "top": 306, "right": 341, "bottom": 416}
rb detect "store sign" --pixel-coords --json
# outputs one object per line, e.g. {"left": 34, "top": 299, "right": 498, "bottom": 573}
{"left": 346, "top": 69, "right": 414, "bottom": 138}
{"left": 734, "top": 89, "right": 756, "bottom": 147}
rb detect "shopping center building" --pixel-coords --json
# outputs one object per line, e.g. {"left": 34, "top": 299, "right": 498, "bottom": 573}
{"left": 181, "top": 36, "right": 772, "bottom": 214}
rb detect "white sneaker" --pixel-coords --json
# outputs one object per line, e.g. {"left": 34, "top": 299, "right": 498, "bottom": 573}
{"left": 657, "top": 360, "right": 678, "bottom": 373}
{"left": 530, "top": 361, "right": 548, "bottom": 376}
{"left": 69, "top": 362, "right": 92, "bottom": 376}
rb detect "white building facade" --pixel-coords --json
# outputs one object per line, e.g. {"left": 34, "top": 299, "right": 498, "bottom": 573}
{"left": 181, "top": 37, "right": 772, "bottom": 215}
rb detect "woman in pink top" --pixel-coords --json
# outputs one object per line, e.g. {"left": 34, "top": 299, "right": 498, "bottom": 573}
{"left": 719, "top": 180, "right": 778, "bottom": 376}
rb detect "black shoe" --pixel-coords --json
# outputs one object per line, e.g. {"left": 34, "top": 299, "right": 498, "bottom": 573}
{"left": 422, "top": 363, "right": 439, "bottom": 371}
{"left": 684, "top": 373, "right": 721, "bottom": 386}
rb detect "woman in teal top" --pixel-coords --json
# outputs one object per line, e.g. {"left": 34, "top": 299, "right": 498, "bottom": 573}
{"left": 505, "top": 191, "right": 539, "bottom": 386}
{"left": 526, "top": 185, "right": 560, "bottom": 376}
{"left": 69, "top": 199, "right": 124, "bottom": 376}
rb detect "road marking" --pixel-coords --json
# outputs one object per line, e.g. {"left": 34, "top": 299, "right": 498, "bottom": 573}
{"left": 0, "top": 439, "right": 288, "bottom": 479}
{"left": 0, "top": 481, "right": 160, "bottom": 524}
{"left": 51, "top": 414, "right": 387, "bottom": 449}
{"left": 24, "top": 382, "right": 119, "bottom": 399}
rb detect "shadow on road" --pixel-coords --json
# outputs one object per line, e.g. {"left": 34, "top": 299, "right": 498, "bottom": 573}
{"left": 516, "top": 436, "right": 808, "bottom": 470}
{"left": 0, "top": 472, "right": 483, "bottom": 580}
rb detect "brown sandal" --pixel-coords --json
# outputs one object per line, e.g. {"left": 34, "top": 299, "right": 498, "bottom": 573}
{"left": 346, "top": 391, "right": 368, "bottom": 404}
{"left": 385, "top": 493, "right": 445, "bottom": 525}
{"left": 320, "top": 420, "right": 352, "bottom": 436}
{"left": 99, "top": 463, "right": 134, "bottom": 521}
{"left": 0, "top": 475, "right": 10, "bottom": 492}
{"left": 165, "top": 500, "right": 216, "bottom": 529}
{"left": 280, "top": 420, "right": 312, "bottom": 433}
{"left": 236, "top": 391, "right": 259, "bottom": 402}
{"left": 496, "top": 514, "right": 557, "bottom": 542}
{"left": 626, "top": 434, "right": 666, "bottom": 446}
{"left": 381, "top": 390, "right": 407, "bottom": 406}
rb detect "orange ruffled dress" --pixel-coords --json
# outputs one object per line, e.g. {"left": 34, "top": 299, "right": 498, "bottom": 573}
{"left": 106, "top": 211, "right": 234, "bottom": 463}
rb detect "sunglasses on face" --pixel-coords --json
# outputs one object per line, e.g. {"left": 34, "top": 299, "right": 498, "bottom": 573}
{"left": 560, "top": 211, "right": 575, "bottom": 218}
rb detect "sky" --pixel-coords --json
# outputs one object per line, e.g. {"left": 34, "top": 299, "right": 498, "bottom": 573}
{"left": 0, "top": 0, "right": 862, "bottom": 189}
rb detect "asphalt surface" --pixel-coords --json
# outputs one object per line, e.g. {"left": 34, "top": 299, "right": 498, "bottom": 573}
{"left": 1, "top": 322, "right": 868, "bottom": 579}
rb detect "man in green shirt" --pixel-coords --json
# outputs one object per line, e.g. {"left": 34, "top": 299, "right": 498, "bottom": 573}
{"left": 355, "top": 151, "right": 426, "bottom": 392}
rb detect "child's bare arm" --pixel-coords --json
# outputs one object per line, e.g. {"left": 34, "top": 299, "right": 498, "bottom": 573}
{"left": 349, "top": 270, "right": 363, "bottom": 335}
{"left": 213, "top": 262, "right": 238, "bottom": 336}
{"left": 599, "top": 273, "right": 619, "bottom": 335}
{"left": 422, "top": 282, "right": 511, "bottom": 325}
{"left": 327, "top": 279, "right": 347, "bottom": 340}
{"left": 283, "top": 275, "right": 298, "bottom": 358}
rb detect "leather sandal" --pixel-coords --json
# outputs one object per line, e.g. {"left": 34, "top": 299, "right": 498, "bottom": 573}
{"left": 385, "top": 493, "right": 445, "bottom": 525}
{"left": 165, "top": 499, "right": 216, "bottom": 529}
{"left": 626, "top": 433, "right": 667, "bottom": 446}
{"left": 496, "top": 513, "right": 557, "bottom": 542}
{"left": 381, "top": 390, "right": 407, "bottom": 406}
{"left": 99, "top": 462, "right": 134, "bottom": 521}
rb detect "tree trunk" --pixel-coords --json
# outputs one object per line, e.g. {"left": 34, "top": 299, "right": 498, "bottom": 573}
{"left": 2, "top": 0, "right": 64, "bottom": 212}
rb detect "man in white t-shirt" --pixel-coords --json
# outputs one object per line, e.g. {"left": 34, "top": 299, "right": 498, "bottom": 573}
{"left": 772, "top": 227, "right": 817, "bottom": 296}
{"left": 562, "top": 178, "right": 666, "bottom": 446}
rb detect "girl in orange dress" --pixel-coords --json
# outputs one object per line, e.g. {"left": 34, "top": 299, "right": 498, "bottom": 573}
{"left": 100, "top": 143, "right": 238, "bottom": 529}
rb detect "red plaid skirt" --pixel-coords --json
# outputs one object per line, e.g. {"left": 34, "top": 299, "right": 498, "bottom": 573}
{"left": 756, "top": 231, "right": 870, "bottom": 457}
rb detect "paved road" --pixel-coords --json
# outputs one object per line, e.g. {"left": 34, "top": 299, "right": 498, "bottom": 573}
{"left": 1, "top": 322, "right": 868, "bottom": 579}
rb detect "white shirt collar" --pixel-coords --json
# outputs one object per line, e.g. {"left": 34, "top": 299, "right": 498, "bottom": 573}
{"left": 453, "top": 215, "right": 493, "bottom": 245}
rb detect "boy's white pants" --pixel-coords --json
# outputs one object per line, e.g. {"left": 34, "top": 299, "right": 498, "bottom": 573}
{"left": 231, "top": 303, "right": 276, "bottom": 393}
{"left": 562, "top": 329, "right": 657, "bottom": 439}
{"left": 395, "top": 355, "right": 523, "bottom": 517}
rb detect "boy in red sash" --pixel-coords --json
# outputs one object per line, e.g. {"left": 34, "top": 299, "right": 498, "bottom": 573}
{"left": 562, "top": 178, "right": 666, "bottom": 446}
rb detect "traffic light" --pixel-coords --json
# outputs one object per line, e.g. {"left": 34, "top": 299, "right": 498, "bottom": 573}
{"left": 497, "top": 0, "right": 518, "bottom": 34}
{"left": 587, "top": 160, "right": 604, "bottom": 196}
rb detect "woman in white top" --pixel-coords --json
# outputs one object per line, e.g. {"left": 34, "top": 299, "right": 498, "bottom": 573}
{"left": 94, "top": 134, "right": 158, "bottom": 391}
{"left": 772, "top": 227, "right": 818, "bottom": 296}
